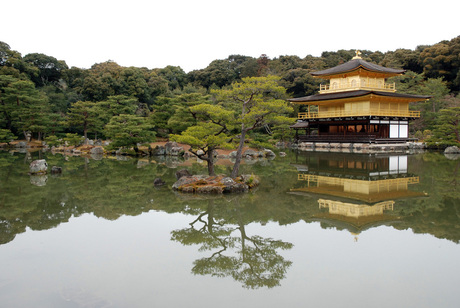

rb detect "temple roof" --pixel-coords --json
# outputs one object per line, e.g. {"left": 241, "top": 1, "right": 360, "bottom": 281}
{"left": 311, "top": 58, "right": 405, "bottom": 78}
{"left": 288, "top": 90, "right": 430, "bottom": 104}
{"left": 290, "top": 121, "right": 309, "bottom": 129}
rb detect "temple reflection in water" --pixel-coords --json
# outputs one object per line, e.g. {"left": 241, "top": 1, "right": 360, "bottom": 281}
{"left": 291, "top": 152, "right": 426, "bottom": 238}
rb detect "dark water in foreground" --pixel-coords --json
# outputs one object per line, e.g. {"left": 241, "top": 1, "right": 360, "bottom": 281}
{"left": 0, "top": 150, "right": 459, "bottom": 308}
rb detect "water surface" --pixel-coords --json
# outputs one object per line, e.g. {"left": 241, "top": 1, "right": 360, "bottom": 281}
{"left": 0, "top": 150, "right": 459, "bottom": 307}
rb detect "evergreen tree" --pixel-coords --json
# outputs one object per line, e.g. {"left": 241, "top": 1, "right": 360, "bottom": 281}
{"left": 66, "top": 101, "right": 103, "bottom": 142}
{"left": 213, "top": 76, "right": 293, "bottom": 178}
{"left": 170, "top": 103, "right": 233, "bottom": 175}
{"left": 104, "top": 114, "right": 155, "bottom": 155}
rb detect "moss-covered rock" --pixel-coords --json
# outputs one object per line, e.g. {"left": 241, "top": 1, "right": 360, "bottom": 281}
{"left": 172, "top": 174, "right": 259, "bottom": 194}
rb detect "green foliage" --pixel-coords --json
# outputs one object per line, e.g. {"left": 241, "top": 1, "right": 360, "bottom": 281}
{"left": 414, "top": 130, "right": 423, "bottom": 140}
{"left": 170, "top": 199, "right": 293, "bottom": 289}
{"left": 170, "top": 103, "right": 233, "bottom": 175}
{"left": 423, "top": 130, "right": 433, "bottom": 140}
{"left": 419, "top": 36, "right": 460, "bottom": 92}
{"left": 171, "top": 122, "right": 230, "bottom": 151}
{"left": 104, "top": 114, "right": 155, "bottom": 153}
{"left": 80, "top": 61, "right": 169, "bottom": 103}
{"left": 214, "top": 75, "right": 294, "bottom": 177}
{"left": 151, "top": 92, "right": 212, "bottom": 137}
{"left": 22, "top": 53, "right": 68, "bottom": 87}
{"left": 97, "top": 95, "right": 139, "bottom": 124}
{"left": 0, "top": 77, "right": 51, "bottom": 139}
{"left": 156, "top": 65, "right": 187, "bottom": 90}
{"left": 390, "top": 71, "right": 425, "bottom": 94}
{"left": 380, "top": 48, "right": 423, "bottom": 73}
{"left": 271, "top": 122, "right": 295, "bottom": 141}
{"left": 0, "top": 128, "right": 17, "bottom": 144}
{"left": 63, "top": 133, "right": 83, "bottom": 147}
{"left": 426, "top": 107, "right": 460, "bottom": 148}
{"left": 44, "top": 135, "right": 61, "bottom": 147}
{"left": 66, "top": 101, "right": 104, "bottom": 141}
{"left": 279, "top": 68, "right": 320, "bottom": 98}
{"left": 2, "top": 35, "right": 460, "bottom": 142}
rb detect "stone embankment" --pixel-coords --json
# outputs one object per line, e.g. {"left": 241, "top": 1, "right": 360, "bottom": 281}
{"left": 293, "top": 141, "right": 426, "bottom": 153}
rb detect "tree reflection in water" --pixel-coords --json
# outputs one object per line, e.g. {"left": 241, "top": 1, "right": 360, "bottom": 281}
{"left": 171, "top": 196, "right": 293, "bottom": 289}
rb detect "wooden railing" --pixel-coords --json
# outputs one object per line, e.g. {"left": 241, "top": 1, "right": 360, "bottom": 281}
{"left": 295, "top": 135, "right": 417, "bottom": 143}
{"left": 298, "top": 110, "right": 420, "bottom": 119}
{"left": 320, "top": 82, "right": 396, "bottom": 93}
{"left": 296, "top": 135, "right": 377, "bottom": 143}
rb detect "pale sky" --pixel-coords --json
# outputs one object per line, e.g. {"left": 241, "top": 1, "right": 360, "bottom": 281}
{"left": 2, "top": 0, "right": 459, "bottom": 72}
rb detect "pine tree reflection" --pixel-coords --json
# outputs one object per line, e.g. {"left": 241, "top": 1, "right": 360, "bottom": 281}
{"left": 171, "top": 197, "right": 293, "bottom": 289}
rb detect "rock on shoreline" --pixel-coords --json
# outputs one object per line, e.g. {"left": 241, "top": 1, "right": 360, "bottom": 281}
{"left": 172, "top": 174, "right": 260, "bottom": 194}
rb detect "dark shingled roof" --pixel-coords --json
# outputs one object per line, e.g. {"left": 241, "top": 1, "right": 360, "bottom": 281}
{"left": 311, "top": 58, "right": 405, "bottom": 77}
{"left": 290, "top": 121, "right": 309, "bottom": 128}
{"left": 288, "top": 90, "right": 430, "bottom": 103}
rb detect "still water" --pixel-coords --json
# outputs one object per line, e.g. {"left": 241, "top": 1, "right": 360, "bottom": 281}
{"left": 0, "top": 150, "right": 459, "bottom": 308}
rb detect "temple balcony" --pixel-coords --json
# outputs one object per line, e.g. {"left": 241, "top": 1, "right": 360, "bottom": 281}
{"left": 319, "top": 81, "right": 396, "bottom": 94}
{"left": 298, "top": 109, "right": 420, "bottom": 119}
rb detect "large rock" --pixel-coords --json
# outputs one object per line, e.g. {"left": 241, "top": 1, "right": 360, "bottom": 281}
{"left": 170, "top": 146, "right": 184, "bottom": 156}
{"left": 51, "top": 166, "right": 62, "bottom": 174}
{"left": 444, "top": 146, "right": 460, "bottom": 154}
{"left": 137, "top": 160, "right": 149, "bottom": 168}
{"left": 90, "top": 153, "right": 103, "bottom": 160}
{"left": 16, "top": 141, "right": 28, "bottom": 148}
{"left": 196, "top": 185, "right": 223, "bottom": 194}
{"left": 172, "top": 174, "right": 207, "bottom": 190}
{"left": 244, "top": 149, "right": 258, "bottom": 157}
{"left": 172, "top": 174, "right": 259, "bottom": 194}
{"left": 30, "top": 175, "right": 48, "bottom": 186}
{"left": 263, "top": 149, "right": 276, "bottom": 157}
{"left": 153, "top": 178, "right": 165, "bottom": 186}
{"left": 221, "top": 177, "right": 237, "bottom": 193}
{"left": 445, "top": 154, "right": 460, "bottom": 161}
{"left": 176, "top": 168, "right": 191, "bottom": 180}
{"left": 116, "top": 155, "right": 131, "bottom": 161}
{"left": 90, "top": 147, "right": 104, "bottom": 155}
{"left": 165, "top": 141, "right": 179, "bottom": 155}
{"left": 238, "top": 174, "right": 260, "bottom": 189}
{"left": 151, "top": 145, "right": 166, "bottom": 156}
{"left": 29, "top": 159, "right": 48, "bottom": 175}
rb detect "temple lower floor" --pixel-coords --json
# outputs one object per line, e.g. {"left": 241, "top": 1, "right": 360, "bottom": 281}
{"left": 292, "top": 118, "right": 415, "bottom": 143}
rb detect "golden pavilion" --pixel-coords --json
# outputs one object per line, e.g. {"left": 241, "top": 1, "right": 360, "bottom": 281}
{"left": 289, "top": 51, "right": 430, "bottom": 143}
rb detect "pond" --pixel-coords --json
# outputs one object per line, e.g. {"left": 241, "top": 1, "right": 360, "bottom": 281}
{"left": 0, "top": 150, "right": 459, "bottom": 308}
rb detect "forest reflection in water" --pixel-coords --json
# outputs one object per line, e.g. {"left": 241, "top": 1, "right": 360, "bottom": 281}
{"left": 0, "top": 149, "right": 459, "bottom": 307}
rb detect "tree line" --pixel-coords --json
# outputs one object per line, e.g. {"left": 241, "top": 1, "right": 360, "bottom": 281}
{"left": 1, "top": 36, "right": 459, "bottom": 152}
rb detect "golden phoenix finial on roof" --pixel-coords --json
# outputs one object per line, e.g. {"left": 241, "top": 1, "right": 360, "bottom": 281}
{"left": 353, "top": 50, "right": 362, "bottom": 59}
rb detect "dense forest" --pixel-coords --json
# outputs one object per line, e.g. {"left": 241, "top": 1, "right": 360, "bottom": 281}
{"left": 1, "top": 36, "right": 459, "bottom": 149}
